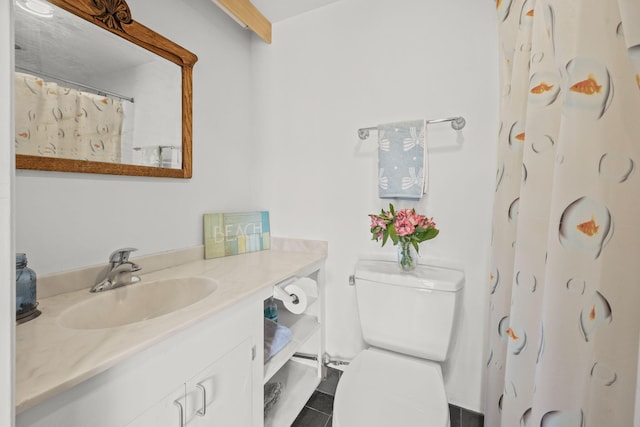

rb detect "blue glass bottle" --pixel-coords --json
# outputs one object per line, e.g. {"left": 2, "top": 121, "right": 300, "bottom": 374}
{"left": 264, "top": 297, "right": 278, "bottom": 323}
{"left": 16, "top": 253, "right": 37, "bottom": 320}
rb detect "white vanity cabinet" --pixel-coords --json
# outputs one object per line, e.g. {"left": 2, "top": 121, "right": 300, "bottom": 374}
{"left": 126, "top": 385, "right": 186, "bottom": 427}
{"left": 263, "top": 268, "right": 325, "bottom": 427}
{"left": 15, "top": 246, "right": 328, "bottom": 427}
{"left": 16, "top": 298, "right": 265, "bottom": 427}
{"left": 183, "top": 339, "right": 253, "bottom": 427}
{"left": 129, "top": 339, "right": 253, "bottom": 427}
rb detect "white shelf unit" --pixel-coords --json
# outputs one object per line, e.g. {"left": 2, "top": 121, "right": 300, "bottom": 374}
{"left": 264, "top": 360, "right": 321, "bottom": 427}
{"left": 264, "top": 298, "right": 319, "bottom": 383}
{"left": 263, "top": 273, "right": 324, "bottom": 427}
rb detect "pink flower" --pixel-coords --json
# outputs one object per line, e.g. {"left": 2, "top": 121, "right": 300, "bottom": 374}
{"left": 395, "top": 216, "right": 416, "bottom": 236}
{"left": 368, "top": 204, "right": 438, "bottom": 246}
{"left": 406, "top": 210, "right": 422, "bottom": 226}
{"left": 369, "top": 215, "right": 387, "bottom": 230}
{"left": 421, "top": 217, "right": 436, "bottom": 229}
{"left": 395, "top": 209, "right": 407, "bottom": 222}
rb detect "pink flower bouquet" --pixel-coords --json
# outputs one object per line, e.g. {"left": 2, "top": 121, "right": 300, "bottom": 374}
{"left": 369, "top": 203, "right": 439, "bottom": 270}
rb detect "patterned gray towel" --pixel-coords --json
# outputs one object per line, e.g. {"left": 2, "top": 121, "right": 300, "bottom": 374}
{"left": 377, "top": 119, "right": 427, "bottom": 199}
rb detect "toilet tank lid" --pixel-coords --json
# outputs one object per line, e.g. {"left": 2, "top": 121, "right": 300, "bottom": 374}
{"left": 355, "top": 260, "right": 464, "bottom": 292}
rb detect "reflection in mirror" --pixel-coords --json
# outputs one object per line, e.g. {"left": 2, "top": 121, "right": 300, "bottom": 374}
{"left": 14, "top": 0, "right": 197, "bottom": 178}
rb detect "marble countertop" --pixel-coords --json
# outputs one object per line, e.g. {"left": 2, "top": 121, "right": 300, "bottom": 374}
{"left": 15, "top": 244, "right": 326, "bottom": 414}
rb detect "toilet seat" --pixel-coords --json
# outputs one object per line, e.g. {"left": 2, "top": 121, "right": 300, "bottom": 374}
{"left": 333, "top": 348, "right": 450, "bottom": 427}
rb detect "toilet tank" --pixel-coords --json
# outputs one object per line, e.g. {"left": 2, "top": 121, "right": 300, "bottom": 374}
{"left": 354, "top": 259, "right": 464, "bottom": 361}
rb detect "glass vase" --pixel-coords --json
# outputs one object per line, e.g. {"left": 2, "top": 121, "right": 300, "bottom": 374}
{"left": 397, "top": 241, "right": 418, "bottom": 271}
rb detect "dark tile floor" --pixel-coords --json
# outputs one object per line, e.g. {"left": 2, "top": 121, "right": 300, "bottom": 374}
{"left": 291, "top": 367, "right": 484, "bottom": 427}
{"left": 449, "top": 404, "right": 485, "bottom": 427}
{"left": 291, "top": 367, "right": 341, "bottom": 427}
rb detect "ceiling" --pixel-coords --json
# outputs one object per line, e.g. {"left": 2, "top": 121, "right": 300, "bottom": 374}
{"left": 250, "top": 0, "right": 341, "bottom": 23}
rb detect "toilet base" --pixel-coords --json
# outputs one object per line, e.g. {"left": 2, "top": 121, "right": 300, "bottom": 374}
{"left": 333, "top": 348, "right": 450, "bottom": 427}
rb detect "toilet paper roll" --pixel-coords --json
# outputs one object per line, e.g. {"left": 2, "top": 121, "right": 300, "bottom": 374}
{"left": 282, "top": 284, "right": 308, "bottom": 314}
{"left": 289, "top": 277, "right": 318, "bottom": 298}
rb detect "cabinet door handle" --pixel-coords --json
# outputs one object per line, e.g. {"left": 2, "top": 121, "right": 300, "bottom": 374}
{"left": 173, "top": 399, "right": 185, "bottom": 427}
{"left": 196, "top": 383, "right": 207, "bottom": 416}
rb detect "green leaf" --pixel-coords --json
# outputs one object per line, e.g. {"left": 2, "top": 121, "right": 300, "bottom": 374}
{"left": 425, "top": 229, "right": 439, "bottom": 240}
{"left": 381, "top": 231, "right": 389, "bottom": 247}
{"left": 388, "top": 224, "right": 398, "bottom": 244}
{"left": 412, "top": 240, "right": 420, "bottom": 253}
{"left": 389, "top": 203, "right": 395, "bottom": 215}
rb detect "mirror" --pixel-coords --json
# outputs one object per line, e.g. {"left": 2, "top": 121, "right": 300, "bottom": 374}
{"left": 14, "top": 0, "right": 198, "bottom": 178}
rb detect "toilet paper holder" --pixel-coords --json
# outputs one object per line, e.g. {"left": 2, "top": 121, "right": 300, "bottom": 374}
{"left": 273, "top": 283, "right": 299, "bottom": 305}
{"left": 272, "top": 277, "right": 310, "bottom": 315}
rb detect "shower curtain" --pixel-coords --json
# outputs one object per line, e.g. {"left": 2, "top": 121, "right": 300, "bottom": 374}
{"left": 14, "top": 72, "right": 124, "bottom": 163}
{"left": 485, "top": 0, "right": 640, "bottom": 426}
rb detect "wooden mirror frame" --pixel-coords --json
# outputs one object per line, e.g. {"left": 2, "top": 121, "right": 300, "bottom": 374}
{"left": 15, "top": 0, "right": 198, "bottom": 178}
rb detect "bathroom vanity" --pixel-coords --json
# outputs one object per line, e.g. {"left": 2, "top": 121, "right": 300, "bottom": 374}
{"left": 15, "top": 239, "right": 326, "bottom": 427}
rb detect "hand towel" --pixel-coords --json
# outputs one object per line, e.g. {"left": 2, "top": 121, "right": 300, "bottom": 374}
{"left": 263, "top": 318, "right": 293, "bottom": 361}
{"left": 264, "top": 381, "right": 284, "bottom": 415}
{"left": 377, "top": 119, "right": 428, "bottom": 199}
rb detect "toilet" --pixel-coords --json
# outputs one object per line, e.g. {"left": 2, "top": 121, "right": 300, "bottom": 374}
{"left": 333, "top": 259, "right": 464, "bottom": 427}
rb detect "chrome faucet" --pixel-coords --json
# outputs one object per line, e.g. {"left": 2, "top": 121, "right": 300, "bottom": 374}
{"left": 90, "top": 248, "right": 142, "bottom": 293}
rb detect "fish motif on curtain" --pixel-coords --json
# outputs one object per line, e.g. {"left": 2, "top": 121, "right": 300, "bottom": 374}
{"left": 15, "top": 72, "right": 124, "bottom": 163}
{"left": 485, "top": 0, "right": 640, "bottom": 425}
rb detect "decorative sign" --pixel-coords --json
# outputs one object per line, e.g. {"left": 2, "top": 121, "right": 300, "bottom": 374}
{"left": 203, "top": 211, "right": 270, "bottom": 259}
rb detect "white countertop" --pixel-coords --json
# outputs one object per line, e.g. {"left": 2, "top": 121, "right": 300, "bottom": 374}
{"left": 15, "top": 246, "right": 326, "bottom": 414}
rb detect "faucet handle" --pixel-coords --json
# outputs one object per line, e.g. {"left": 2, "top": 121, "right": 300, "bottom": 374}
{"left": 109, "top": 247, "right": 138, "bottom": 265}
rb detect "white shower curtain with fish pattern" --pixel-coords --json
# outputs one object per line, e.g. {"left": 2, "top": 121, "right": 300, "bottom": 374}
{"left": 485, "top": 0, "right": 640, "bottom": 425}
{"left": 15, "top": 72, "right": 124, "bottom": 163}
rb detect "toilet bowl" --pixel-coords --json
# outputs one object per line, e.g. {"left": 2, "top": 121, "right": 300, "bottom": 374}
{"left": 332, "top": 259, "right": 464, "bottom": 427}
{"left": 333, "top": 348, "right": 449, "bottom": 427}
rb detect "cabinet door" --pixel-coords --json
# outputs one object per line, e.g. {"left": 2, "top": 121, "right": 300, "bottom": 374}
{"left": 185, "top": 339, "right": 253, "bottom": 427}
{"left": 126, "top": 384, "right": 186, "bottom": 427}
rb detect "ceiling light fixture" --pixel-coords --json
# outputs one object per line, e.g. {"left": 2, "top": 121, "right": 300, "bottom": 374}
{"left": 16, "top": 0, "right": 54, "bottom": 18}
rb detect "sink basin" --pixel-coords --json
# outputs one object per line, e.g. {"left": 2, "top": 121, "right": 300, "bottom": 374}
{"left": 58, "top": 277, "right": 218, "bottom": 329}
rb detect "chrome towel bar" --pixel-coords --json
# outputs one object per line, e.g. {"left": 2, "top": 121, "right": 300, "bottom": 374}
{"left": 357, "top": 116, "right": 466, "bottom": 140}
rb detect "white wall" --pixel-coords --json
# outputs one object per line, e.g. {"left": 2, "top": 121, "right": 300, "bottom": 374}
{"left": 11, "top": 0, "right": 498, "bottom": 414}
{"left": 14, "top": 0, "right": 258, "bottom": 275}
{"left": 1, "top": 0, "right": 15, "bottom": 424}
{"left": 251, "top": 0, "right": 498, "bottom": 411}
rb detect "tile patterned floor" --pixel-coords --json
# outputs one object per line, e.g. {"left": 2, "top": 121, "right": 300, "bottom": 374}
{"left": 291, "top": 367, "right": 341, "bottom": 427}
{"left": 449, "top": 404, "right": 485, "bottom": 427}
{"left": 290, "top": 367, "right": 484, "bottom": 427}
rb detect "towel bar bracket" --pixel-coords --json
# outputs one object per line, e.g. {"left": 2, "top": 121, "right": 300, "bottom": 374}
{"left": 357, "top": 128, "right": 372, "bottom": 140}
{"left": 451, "top": 116, "right": 466, "bottom": 130}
